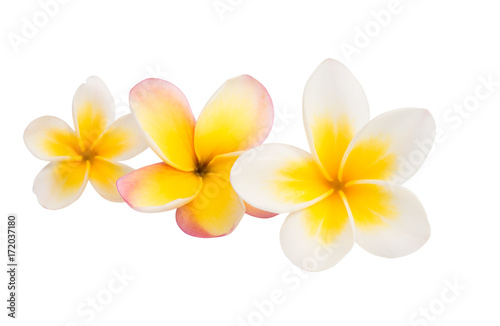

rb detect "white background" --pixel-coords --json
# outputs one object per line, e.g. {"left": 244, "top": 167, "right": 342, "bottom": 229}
{"left": 1, "top": 0, "right": 499, "bottom": 325}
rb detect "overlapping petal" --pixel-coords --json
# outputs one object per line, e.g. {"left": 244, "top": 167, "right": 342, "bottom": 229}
{"left": 117, "top": 163, "right": 203, "bottom": 213}
{"left": 231, "top": 144, "right": 333, "bottom": 214}
{"left": 130, "top": 79, "right": 197, "bottom": 171}
{"left": 33, "top": 160, "right": 90, "bottom": 209}
{"left": 303, "top": 59, "right": 370, "bottom": 180}
{"left": 194, "top": 75, "right": 273, "bottom": 164}
{"left": 243, "top": 202, "right": 278, "bottom": 218}
{"left": 340, "top": 108, "right": 435, "bottom": 184}
{"left": 176, "top": 173, "right": 245, "bottom": 238}
{"left": 73, "top": 76, "right": 115, "bottom": 149}
{"left": 280, "top": 193, "right": 353, "bottom": 271}
{"left": 206, "top": 151, "right": 242, "bottom": 180}
{"left": 24, "top": 116, "right": 80, "bottom": 160}
{"left": 207, "top": 152, "right": 278, "bottom": 218}
{"left": 89, "top": 157, "right": 134, "bottom": 202}
{"left": 92, "top": 114, "right": 148, "bottom": 161}
{"left": 343, "top": 182, "right": 430, "bottom": 258}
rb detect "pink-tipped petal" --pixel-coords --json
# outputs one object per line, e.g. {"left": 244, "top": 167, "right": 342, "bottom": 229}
{"left": 130, "top": 78, "right": 197, "bottom": 171}
{"left": 117, "top": 162, "right": 202, "bottom": 213}
{"left": 194, "top": 75, "right": 273, "bottom": 164}
{"left": 244, "top": 202, "right": 278, "bottom": 218}
{"left": 176, "top": 173, "right": 245, "bottom": 238}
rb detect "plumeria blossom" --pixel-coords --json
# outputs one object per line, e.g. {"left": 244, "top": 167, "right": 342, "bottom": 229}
{"left": 117, "top": 76, "right": 274, "bottom": 237}
{"left": 231, "top": 59, "right": 436, "bottom": 271}
{"left": 24, "top": 77, "right": 148, "bottom": 209}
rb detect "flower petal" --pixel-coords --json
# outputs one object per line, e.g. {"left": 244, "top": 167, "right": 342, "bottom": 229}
{"left": 176, "top": 173, "right": 245, "bottom": 238}
{"left": 33, "top": 160, "right": 90, "bottom": 209}
{"left": 24, "top": 116, "right": 80, "bottom": 161}
{"left": 340, "top": 108, "right": 436, "bottom": 184}
{"left": 303, "top": 59, "right": 370, "bottom": 180}
{"left": 194, "top": 75, "right": 273, "bottom": 164}
{"left": 207, "top": 152, "right": 278, "bottom": 218}
{"left": 89, "top": 157, "right": 134, "bottom": 202}
{"left": 231, "top": 144, "right": 332, "bottom": 214}
{"left": 244, "top": 202, "right": 278, "bottom": 218}
{"left": 117, "top": 162, "right": 202, "bottom": 213}
{"left": 129, "top": 79, "right": 197, "bottom": 171}
{"left": 91, "top": 114, "right": 148, "bottom": 161}
{"left": 343, "top": 182, "right": 431, "bottom": 258}
{"left": 280, "top": 193, "right": 354, "bottom": 271}
{"left": 206, "top": 151, "right": 242, "bottom": 180}
{"left": 73, "top": 76, "right": 115, "bottom": 149}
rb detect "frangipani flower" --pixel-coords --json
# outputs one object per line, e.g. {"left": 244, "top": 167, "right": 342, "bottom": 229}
{"left": 231, "top": 59, "right": 436, "bottom": 271}
{"left": 24, "top": 77, "right": 147, "bottom": 209}
{"left": 117, "top": 76, "right": 274, "bottom": 237}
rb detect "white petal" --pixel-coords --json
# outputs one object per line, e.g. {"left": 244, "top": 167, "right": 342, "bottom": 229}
{"left": 345, "top": 182, "right": 431, "bottom": 258}
{"left": 89, "top": 158, "right": 135, "bottom": 202}
{"left": 303, "top": 59, "right": 370, "bottom": 179}
{"left": 280, "top": 194, "right": 354, "bottom": 271}
{"left": 33, "top": 160, "right": 90, "bottom": 209}
{"left": 92, "top": 114, "right": 148, "bottom": 161}
{"left": 24, "top": 116, "right": 80, "bottom": 161}
{"left": 72, "top": 76, "right": 115, "bottom": 146}
{"left": 340, "top": 108, "right": 436, "bottom": 184}
{"left": 230, "top": 144, "right": 332, "bottom": 214}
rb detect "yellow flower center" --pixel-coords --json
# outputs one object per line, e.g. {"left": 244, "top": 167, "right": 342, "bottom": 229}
{"left": 76, "top": 137, "right": 97, "bottom": 161}
{"left": 81, "top": 149, "right": 95, "bottom": 161}
{"left": 330, "top": 178, "right": 346, "bottom": 192}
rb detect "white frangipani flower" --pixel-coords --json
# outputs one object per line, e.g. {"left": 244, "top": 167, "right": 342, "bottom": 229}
{"left": 231, "top": 59, "right": 436, "bottom": 271}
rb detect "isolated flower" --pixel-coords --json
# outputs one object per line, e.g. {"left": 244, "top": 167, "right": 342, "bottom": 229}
{"left": 117, "top": 76, "right": 274, "bottom": 237}
{"left": 231, "top": 59, "right": 436, "bottom": 271}
{"left": 24, "top": 77, "right": 147, "bottom": 209}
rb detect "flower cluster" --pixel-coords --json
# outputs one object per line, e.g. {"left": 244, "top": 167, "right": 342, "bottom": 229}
{"left": 25, "top": 59, "right": 435, "bottom": 270}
